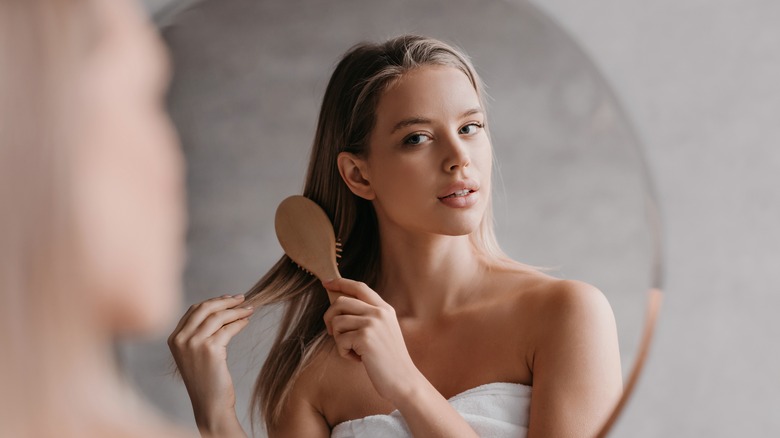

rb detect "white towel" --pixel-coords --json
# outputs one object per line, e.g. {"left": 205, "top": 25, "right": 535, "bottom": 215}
{"left": 330, "top": 382, "right": 531, "bottom": 438}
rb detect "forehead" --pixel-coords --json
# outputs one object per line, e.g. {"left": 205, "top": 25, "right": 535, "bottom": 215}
{"left": 375, "top": 66, "right": 481, "bottom": 124}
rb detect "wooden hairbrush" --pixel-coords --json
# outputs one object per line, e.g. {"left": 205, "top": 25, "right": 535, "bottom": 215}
{"left": 274, "top": 195, "right": 343, "bottom": 303}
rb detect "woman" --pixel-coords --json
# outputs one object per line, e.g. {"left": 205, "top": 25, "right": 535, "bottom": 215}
{"left": 170, "top": 35, "right": 622, "bottom": 437}
{"left": 0, "top": 0, "right": 188, "bottom": 436}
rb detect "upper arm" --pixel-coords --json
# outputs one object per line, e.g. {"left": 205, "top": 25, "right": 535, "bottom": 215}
{"left": 266, "top": 375, "right": 330, "bottom": 438}
{"left": 527, "top": 280, "right": 623, "bottom": 438}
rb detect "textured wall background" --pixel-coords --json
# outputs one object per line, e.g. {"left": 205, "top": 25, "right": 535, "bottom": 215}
{"left": 532, "top": 1, "right": 780, "bottom": 436}
{"left": 134, "top": 0, "right": 780, "bottom": 436}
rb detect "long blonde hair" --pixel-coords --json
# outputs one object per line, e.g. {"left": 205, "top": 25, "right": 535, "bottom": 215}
{"left": 246, "top": 34, "right": 509, "bottom": 429}
{"left": 0, "top": 0, "right": 101, "bottom": 435}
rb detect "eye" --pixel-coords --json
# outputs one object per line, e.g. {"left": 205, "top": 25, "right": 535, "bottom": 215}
{"left": 403, "top": 133, "right": 431, "bottom": 146}
{"left": 459, "top": 122, "right": 483, "bottom": 135}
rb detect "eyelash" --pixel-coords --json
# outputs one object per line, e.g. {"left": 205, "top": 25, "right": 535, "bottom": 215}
{"left": 402, "top": 122, "right": 484, "bottom": 146}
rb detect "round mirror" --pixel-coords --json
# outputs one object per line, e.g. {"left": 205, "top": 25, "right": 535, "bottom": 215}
{"left": 122, "top": 0, "right": 663, "bottom": 435}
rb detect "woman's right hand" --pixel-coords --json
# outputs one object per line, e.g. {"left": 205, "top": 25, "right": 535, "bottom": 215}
{"left": 168, "top": 294, "right": 255, "bottom": 437}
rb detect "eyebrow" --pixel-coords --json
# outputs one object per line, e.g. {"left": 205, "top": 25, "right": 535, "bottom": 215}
{"left": 390, "top": 107, "right": 484, "bottom": 134}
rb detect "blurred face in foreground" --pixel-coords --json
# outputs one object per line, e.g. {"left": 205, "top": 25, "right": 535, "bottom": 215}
{"left": 73, "top": 0, "right": 185, "bottom": 334}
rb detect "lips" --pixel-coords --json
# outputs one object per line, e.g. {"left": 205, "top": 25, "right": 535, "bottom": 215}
{"left": 441, "top": 189, "right": 473, "bottom": 199}
{"left": 437, "top": 180, "right": 479, "bottom": 199}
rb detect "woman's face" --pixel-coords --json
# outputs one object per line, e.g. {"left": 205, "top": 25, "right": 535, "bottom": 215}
{"left": 362, "top": 65, "right": 492, "bottom": 237}
{"left": 73, "top": 0, "right": 184, "bottom": 334}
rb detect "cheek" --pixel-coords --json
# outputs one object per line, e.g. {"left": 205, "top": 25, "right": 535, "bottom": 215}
{"left": 474, "top": 135, "right": 493, "bottom": 168}
{"left": 479, "top": 148, "right": 493, "bottom": 187}
{"left": 371, "top": 155, "right": 434, "bottom": 200}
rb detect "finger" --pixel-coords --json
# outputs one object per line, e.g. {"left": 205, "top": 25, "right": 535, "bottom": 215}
{"left": 330, "top": 314, "right": 369, "bottom": 336}
{"left": 171, "top": 294, "right": 243, "bottom": 336}
{"left": 171, "top": 296, "right": 218, "bottom": 337}
{"left": 175, "top": 295, "right": 248, "bottom": 339}
{"left": 323, "top": 278, "right": 384, "bottom": 306}
{"left": 332, "top": 331, "right": 363, "bottom": 362}
{"left": 190, "top": 306, "right": 255, "bottom": 343}
{"left": 209, "top": 316, "right": 251, "bottom": 347}
{"left": 323, "top": 295, "right": 374, "bottom": 327}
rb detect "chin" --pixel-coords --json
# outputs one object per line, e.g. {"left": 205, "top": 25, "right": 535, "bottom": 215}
{"left": 113, "top": 258, "right": 182, "bottom": 336}
{"left": 437, "top": 218, "right": 483, "bottom": 236}
{"left": 117, "top": 286, "right": 180, "bottom": 335}
{"left": 435, "top": 208, "right": 485, "bottom": 236}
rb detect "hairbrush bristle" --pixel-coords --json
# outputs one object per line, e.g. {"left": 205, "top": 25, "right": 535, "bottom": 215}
{"left": 292, "top": 260, "right": 314, "bottom": 276}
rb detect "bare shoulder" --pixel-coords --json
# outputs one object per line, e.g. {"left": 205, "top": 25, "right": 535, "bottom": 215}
{"left": 497, "top": 272, "right": 622, "bottom": 436}
{"left": 491, "top": 264, "right": 615, "bottom": 331}
{"left": 285, "top": 338, "right": 335, "bottom": 411}
{"left": 485, "top": 265, "right": 618, "bottom": 360}
{"left": 535, "top": 278, "right": 615, "bottom": 326}
{"left": 266, "top": 339, "right": 333, "bottom": 437}
{"left": 276, "top": 337, "right": 384, "bottom": 429}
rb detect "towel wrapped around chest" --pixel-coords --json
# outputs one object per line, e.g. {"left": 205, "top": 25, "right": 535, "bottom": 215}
{"left": 330, "top": 382, "right": 531, "bottom": 438}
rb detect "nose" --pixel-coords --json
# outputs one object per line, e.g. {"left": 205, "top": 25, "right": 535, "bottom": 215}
{"left": 441, "top": 134, "right": 470, "bottom": 172}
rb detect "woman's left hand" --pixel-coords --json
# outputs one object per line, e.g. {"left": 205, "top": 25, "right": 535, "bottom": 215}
{"left": 322, "top": 278, "right": 421, "bottom": 405}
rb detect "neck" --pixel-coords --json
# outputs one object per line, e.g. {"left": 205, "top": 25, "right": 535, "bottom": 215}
{"left": 375, "top": 223, "right": 487, "bottom": 319}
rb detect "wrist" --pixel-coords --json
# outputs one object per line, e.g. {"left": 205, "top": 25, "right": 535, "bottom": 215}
{"left": 389, "top": 370, "right": 433, "bottom": 411}
{"left": 389, "top": 375, "right": 480, "bottom": 438}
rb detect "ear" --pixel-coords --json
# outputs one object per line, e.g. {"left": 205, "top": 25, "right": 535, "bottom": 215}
{"left": 337, "top": 152, "right": 375, "bottom": 200}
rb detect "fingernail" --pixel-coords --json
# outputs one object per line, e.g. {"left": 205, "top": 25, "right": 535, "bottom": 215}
{"left": 243, "top": 305, "right": 254, "bottom": 310}
{"left": 221, "top": 294, "right": 231, "bottom": 298}
{"left": 233, "top": 294, "right": 244, "bottom": 299}
{"left": 323, "top": 278, "right": 335, "bottom": 285}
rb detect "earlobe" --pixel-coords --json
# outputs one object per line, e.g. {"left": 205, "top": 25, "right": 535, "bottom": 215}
{"left": 337, "top": 152, "right": 375, "bottom": 200}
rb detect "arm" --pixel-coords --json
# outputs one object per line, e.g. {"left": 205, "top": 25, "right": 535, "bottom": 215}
{"left": 168, "top": 295, "right": 255, "bottom": 438}
{"left": 266, "top": 385, "right": 330, "bottom": 438}
{"left": 391, "top": 376, "right": 480, "bottom": 438}
{"left": 526, "top": 280, "right": 623, "bottom": 438}
{"left": 323, "top": 278, "right": 479, "bottom": 438}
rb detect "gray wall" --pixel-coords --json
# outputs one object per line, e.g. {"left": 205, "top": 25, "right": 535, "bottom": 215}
{"left": 534, "top": 1, "right": 780, "bottom": 436}
{"left": 134, "top": 0, "right": 780, "bottom": 436}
